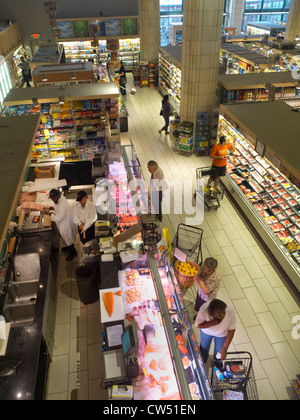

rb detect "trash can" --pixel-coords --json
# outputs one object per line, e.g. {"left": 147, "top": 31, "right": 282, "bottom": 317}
{"left": 75, "top": 264, "right": 99, "bottom": 305}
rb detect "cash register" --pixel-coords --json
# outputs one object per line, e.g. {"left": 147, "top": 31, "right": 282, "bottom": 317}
{"left": 103, "top": 320, "right": 139, "bottom": 388}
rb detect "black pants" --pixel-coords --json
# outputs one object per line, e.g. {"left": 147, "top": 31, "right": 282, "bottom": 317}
{"left": 79, "top": 224, "right": 96, "bottom": 245}
{"left": 195, "top": 293, "right": 207, "bottom": 312}
{"left": 151, "top": 190, "right": 163, "bottom": 222}
{"left": 65, "top": 244, "right": 77, "bottom": 256}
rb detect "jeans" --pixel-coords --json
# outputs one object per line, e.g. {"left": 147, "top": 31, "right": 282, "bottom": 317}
{"left": 200, "top": 330, "right": 226, "bottom": 363}
{"left": 161, "top": 115, "right": 169, "bottom": 132}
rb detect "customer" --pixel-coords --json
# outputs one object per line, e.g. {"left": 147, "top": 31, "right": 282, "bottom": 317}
{"left": 19, "top": 56, "right": 31, "bottom": 87}
{"left": 73, "top": 191, "right": 97, "bottom": 244}
{"left": 195, "top": 299, "right": 236, "bottom": 363}
{"left": 159, "top": 95, "right": 171, "bottom": 135}
{"left": 206, "top": 136, "right": 235, "bottom": 192}
{"left": 118, "top": 61, "right": 127, "bottom": 96}
{"left": 194, "top": 257, "right": 221, "bottom": 312}
{"left": 46, "top": 189, "right": 77, "bottom": 261}
{"left": 147, "top": 160, "right": 166, "bottom": 222}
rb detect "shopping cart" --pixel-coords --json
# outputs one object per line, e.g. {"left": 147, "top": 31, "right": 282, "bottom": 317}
{"left": 172, "top": 223, "right": 203, "bottom": 267}
{"left": 211, "top": 351, "right": 259, "bottom": 400}
{"left": 194, "top": 166, "right": 224, "bottom": 211}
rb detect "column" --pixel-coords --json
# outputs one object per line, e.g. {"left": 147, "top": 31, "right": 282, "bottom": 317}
{"left": 226, "top": 0, "right": 245, "bottom": 34}
{"left": 285, "top": 0, "right": 300, "bottom": 42}
{"left": 180, "top": 0, "right": 225, "bottom": 122}
{"left": 138, "top": 0, "right": 160, "bottom": 62}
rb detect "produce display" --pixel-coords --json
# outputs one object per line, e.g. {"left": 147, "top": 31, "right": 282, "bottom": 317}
{"left": 176, "top": 261, "right": 199, "bottom": 276}
{"left": 220, "top": 116, "right": 300, "bottom": 269}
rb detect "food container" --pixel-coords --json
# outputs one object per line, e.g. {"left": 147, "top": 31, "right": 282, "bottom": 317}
{"left": 175, "top": 260, "right": 200, "bottom": 289}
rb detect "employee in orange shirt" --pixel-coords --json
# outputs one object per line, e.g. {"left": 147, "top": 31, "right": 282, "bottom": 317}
{"left": 206, "top": 136, "right": 235, "bottom": 192}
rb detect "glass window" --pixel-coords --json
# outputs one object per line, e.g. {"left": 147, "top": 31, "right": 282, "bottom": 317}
{"left": 160, "top": 0, "right": 183, "bottom": 14}
{"left": 262, "top": 1, "right": 284, "bottom": 9}
{"left": 245, "top": 1, "right": 263, "bottom": 9}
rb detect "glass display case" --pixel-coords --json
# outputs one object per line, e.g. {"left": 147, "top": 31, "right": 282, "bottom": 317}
{"left": 219, "top": 114, "right": 300, "bottom": 293}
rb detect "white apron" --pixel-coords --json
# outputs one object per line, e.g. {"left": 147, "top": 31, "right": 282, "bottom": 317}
{"left": 51, "top": 195, "right": 77, "bottom": 246}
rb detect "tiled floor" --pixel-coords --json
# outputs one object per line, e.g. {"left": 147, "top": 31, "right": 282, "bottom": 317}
{"left": 46, "top": 74, "right": 300, "bottom": 400}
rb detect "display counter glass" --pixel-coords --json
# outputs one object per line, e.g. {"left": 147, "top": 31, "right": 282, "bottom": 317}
{"left": 219, "top": 114, "right": 300, "bottom": 292}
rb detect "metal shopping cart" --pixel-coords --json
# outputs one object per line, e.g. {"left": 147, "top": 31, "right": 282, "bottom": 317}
{"left": 211, "top": 351, "right": 259, "bottom": 400}
{"left": 194, "top": 166, "right": 224, "bottom": 211}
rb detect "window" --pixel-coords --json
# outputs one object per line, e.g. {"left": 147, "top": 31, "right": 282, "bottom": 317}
{"left": 245, "top": 1, "right": 263, "bottom": 10}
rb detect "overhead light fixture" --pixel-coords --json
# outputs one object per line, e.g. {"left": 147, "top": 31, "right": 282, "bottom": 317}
{"left": 71, "top": 72, "right": 76, "bottom": 80}
{"left": 58, "top": 95, "right": 65, "bottom": 104}
{"left": 32, "top": 97, "right": 39, "bottom": 107}
{"left": 42, "top": 73, "right": 48, "bottom": 82}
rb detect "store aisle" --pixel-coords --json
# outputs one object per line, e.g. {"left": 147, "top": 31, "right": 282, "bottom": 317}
{"left": 46, "top": 74, "right": 300, "bottom": 400}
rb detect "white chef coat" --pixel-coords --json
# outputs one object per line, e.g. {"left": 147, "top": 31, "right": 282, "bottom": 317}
{"left": 73, "top": 199, "right": 97, "bottom": 231}
{"left": 51, "top": 195, "right": 77, "bottom": 246}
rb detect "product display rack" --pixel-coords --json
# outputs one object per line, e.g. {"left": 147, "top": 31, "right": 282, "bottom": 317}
{"left": 158, "top": 47, "right": 181, "bottom": 114}
{"left": 3, "top": 84, "right": 120, "bottom": 162}
{"left": 59, "top": 39, "right": 140, "bottom": 70}
{"left": 219, "top": 112, "right": 300, "bottom": 293}
{"left": 218, "top": 72, "right": 300, "bottom": 105}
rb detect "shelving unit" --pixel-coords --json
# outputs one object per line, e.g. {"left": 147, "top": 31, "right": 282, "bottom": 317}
{"left": 139, "top": 61, "right": 149, "bottom": 87}
{"left": 148, "top": 61, "right": 158, "bottom": 87}
{"left": 195, "top": 112, "right": 213, "bottom": 156}
{"left": 59, "top": 39, "right": 140, "bottom": 70}
{"left": 3, "top": 84, "right": 120, "bottom": 162}
{"left": 218, "top": 72, "right": 300, "bottom": 105}
{"left": 158, "top": 47, "right": 181, "bottom": 113}
{"left": 32, "top": 62, "right": 96, "bottom": 87}
{"left": 219, "top": 103, "right": 300, "bottom": 293}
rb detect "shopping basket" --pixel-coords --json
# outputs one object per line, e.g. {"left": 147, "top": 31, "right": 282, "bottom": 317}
{"left": 172, "top": 223, "right": 203, "bottom": 267}
{"left": 211, "top": 351, "right": 259, "bottom": 400}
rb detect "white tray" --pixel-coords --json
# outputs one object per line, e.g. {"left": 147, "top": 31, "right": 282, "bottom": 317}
{"left": 99, "top": 287, "right": 125, "bottom": 323}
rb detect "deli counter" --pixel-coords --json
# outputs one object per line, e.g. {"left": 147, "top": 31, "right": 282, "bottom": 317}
{"left": 98, "top": 144, "right": 213, "bottom": 400}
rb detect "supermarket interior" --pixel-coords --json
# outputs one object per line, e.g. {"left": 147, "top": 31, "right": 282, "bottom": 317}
{"left": 0, "top": 0, "right": 300, "bottom": 402}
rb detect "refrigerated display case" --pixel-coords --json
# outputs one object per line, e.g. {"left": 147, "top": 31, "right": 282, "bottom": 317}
{"left": 99, "top": 143, "right": 213, "bottom": 400}
{"left": 218, "top": 107, "right": 300, "bottom": 294}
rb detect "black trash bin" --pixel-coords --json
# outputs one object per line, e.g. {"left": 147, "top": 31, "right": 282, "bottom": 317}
{"left": 75, "top": 264, "right": 99, "bottom": 305}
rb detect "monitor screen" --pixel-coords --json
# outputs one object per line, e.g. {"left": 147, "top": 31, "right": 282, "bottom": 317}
{"left": 121, "top": 320, "right": 139, "bottom": 358}
{"left": 122, "top": 328, "right": 132, "bottom": 357}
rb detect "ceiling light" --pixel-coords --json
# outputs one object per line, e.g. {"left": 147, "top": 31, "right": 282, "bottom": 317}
{"left": 58, "top": 95, "right": 65, "bottom": 104}
{"left": 42, "top": 73, "right": 48, "bottom": 82}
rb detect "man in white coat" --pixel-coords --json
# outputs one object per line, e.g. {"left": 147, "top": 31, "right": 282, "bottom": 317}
{"left": 73, "top": 190, "right": 97, "bottom": 245}
{"left": 46, "top": 189, "right": 78, "bottom": 261}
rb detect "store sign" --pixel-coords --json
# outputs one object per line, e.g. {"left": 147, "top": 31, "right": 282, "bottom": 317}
{"left": 31, "top": 33, "right": 41, "bottom": 39}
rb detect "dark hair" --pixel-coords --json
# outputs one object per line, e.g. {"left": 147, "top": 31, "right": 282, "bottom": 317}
{"left": 219, "top": 136, "right": 226, "bottom": 144}
{"left": 208, "top": 299, "right": 227, "bottom": 317}
{"left": 162, "top": 95, "right": 169, "bottom": 104}
{"left": 49, "top": 189, "right": 60, "bottom": 198}
{"left": 203, "top": 257, "right": 218, "bottom": 270}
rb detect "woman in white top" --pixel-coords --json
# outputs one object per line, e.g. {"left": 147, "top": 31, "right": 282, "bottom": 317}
{"left": 73, "top": 191, "right": 97, "bottom": 244}
{"left": 195, "top": 299, "right": 236, "bottom": 364}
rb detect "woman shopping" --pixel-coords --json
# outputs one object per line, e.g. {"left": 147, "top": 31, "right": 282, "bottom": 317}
{"left": 159, "top": 95, "right": 171, "bottom": 135}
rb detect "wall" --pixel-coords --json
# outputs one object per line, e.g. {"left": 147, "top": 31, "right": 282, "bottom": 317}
{"left": 0, "top": 0, "right": 138, "bottom": 56}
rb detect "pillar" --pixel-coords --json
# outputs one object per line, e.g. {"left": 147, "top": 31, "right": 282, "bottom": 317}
{"left": 180, "top": 0, "right": 225, "bottom": 122}
{"left": 138, "top": 0, "right": 160, "bottom": 62}
{"left": 285, "top": 0, "right": 300, "bottom": 42}
{"left": 225, "top": 0, "right": 245, "bottom": 34}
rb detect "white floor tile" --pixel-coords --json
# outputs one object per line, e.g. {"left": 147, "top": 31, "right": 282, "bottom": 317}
{"left": 233, "top": 298, "right": 259, "bottom": 328}
{"left": 256, "top": 312, "right": 286, "bottom": 344}
{"left": 260, "top": 358, "right": 293, "bottom": 400}
{"left": 246, "top": 326, "right": 276, "bottom": 360}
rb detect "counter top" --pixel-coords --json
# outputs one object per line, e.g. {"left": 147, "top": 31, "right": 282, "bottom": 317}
{"left": 0, "top": 228, "right": 54, "bottom": 400}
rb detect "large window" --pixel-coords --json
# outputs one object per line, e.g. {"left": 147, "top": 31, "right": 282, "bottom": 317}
{"left": 243, "top": 0, "right": 290, "bottom": 29}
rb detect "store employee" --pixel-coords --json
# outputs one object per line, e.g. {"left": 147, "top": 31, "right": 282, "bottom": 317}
{"left": 73, "top": 190, "right": 97, "bottom": 244}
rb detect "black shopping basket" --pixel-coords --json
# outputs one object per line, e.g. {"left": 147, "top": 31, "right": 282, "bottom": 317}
{"left": 211, "top": 351, "right": 259, "bottom": 400}
{"left": 172, "top": 223, "right": 203, "bottom": 267}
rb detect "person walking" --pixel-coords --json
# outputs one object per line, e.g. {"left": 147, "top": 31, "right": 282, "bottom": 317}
{"left": 19, "top": 56, "right": 31, "bottom": 87}
{"left": 46, "top": 189, "right": 77, "bottom": 261}
{"left": 147, "top": 160, "right": 167, "bottom": 222}
{"left": 194, "top": 257, "right": 221, "bottom": 312}
{"left": 73, "top": 191, "right": 97, "bottom": 244}
{"left": 206, "top": 136, "right": 235, "bottom": 192}
{"left": 195, "top": 299, "right": 236, "bottom": 364}
{"left": 118, "top": 61, "right": 127, "bottom": 96}
{"left": 159, "top": 95, "right": 171, "bottom": 135}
